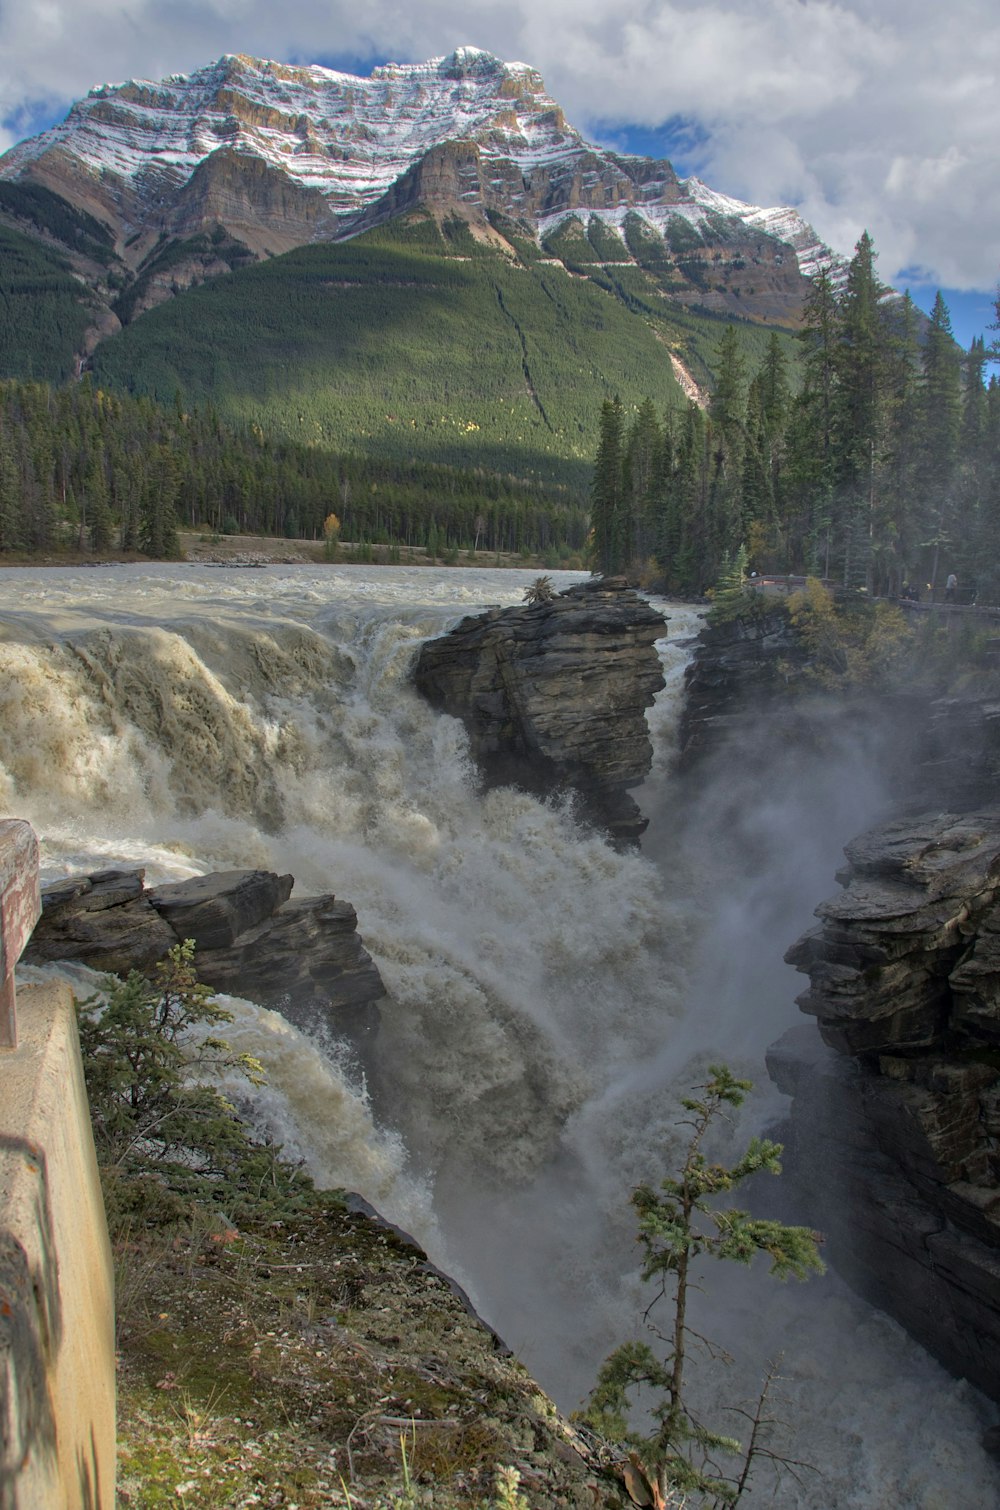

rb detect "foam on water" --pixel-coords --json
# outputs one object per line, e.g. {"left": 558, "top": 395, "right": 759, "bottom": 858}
{"left": 5, "top": 564, "right": 998, "bottom": 1506}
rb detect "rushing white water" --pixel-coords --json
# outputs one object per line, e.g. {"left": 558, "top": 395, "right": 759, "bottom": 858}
{"left": 4, "top": 563, "right": 998, "bottom": 1507}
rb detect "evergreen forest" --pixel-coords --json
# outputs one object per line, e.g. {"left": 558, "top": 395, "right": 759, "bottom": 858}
{"left": 89, "top": 213, "right": 698, "bottom": 497}
{"left": 0, "top": 221, "right": 99, "bottom": 385}
{"left": 0, "top": 378, "right": 588, "bottom": 560}
{"left": 592, "top": 234, "right": 1000, "bottom": 603}
{"left": 0, "top": 210, "right": 996, "bottom": 590}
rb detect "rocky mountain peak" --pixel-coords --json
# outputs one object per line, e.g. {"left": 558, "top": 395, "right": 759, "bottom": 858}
{"left": 0, "top": 48, "right": 833, "bottom": 263}
{"left": 0, "top": 46, "right": 847, "bottom": 348}
{"left": 0, "top": 46, "right": 588, "bottom": 241}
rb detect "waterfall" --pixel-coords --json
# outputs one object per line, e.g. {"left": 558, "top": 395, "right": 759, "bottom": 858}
{"left": 4, "top": 563, "right": 998, "bottom": 1507}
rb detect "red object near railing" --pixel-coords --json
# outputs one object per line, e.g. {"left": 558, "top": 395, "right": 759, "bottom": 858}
{"left": 0, "top": 819, "right": 41, "bottom": 1049}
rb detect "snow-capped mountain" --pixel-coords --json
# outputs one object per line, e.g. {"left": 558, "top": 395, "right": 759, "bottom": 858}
{"left": 0, "top": 47, "right": 838, "bottom": 291}
{"left": 2, "top": 49, "right": 578, "bottom": 229}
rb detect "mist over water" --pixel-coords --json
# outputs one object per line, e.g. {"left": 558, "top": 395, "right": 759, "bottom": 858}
{"left": 4, "top": 564, "right": 998, "bottom": 1506}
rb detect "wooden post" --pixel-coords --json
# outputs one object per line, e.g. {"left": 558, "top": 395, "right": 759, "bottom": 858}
{"left": 0, "top": 819, "right": 41, "bottom": 1049}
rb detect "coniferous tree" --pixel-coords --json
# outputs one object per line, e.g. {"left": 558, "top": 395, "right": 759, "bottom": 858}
{"left": 787, "top": 267, "right": 839, "bottom": 575}
{"left": 590, "top": 395, "right": 627, "bottom": 574}
{"left": 873, "top": 291, "right": 921, "bottom": 596}
{"left": 918, "top": 291, "right": 963, "bottom": 596}
{"left": 141, "top": 443, "right": 181, "bottom": 558}
{"left": 0, "top": 416, "right": 18, "bottom": 551}
{"left": 966, "top": 339, "right": 1000, "bottom": 601}
{"left": 583, "top": 1066, "right": 824, "bottom": 1508}
{"left": 740, "top": 379, "right": 772, "bottom": 556}
{"left": 672, "top": 401, "right": 711, "bottom": 592}
{"left": 833, "top": 231, "right": 887, "bottom": 588}
{"left": 84, "top": 455, "right": 114, "bottom": 553}
{"left": 757, "top": 332, "right": 791, "bottom": 557}
{"left": 963, "top": 338, "right": 989, "bottom": 456}
{"left": 707, "top": 327, "right": 748, "bottom": 581}
{"left": 622, "top": 398, "right": 662, "bottom": 566}
{"left": 650, "top": 406, "right": 681, "bottom": 580}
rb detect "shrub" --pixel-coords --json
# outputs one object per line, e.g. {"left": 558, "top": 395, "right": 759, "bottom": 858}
{"left": 76, "top": 940, "right": 317, "bottom": 1226}
{"left": 786, "top": 578, "right": 911, "bottom": 686}
{"left": 323, "top": 511, "right": 341, "bottom": 561}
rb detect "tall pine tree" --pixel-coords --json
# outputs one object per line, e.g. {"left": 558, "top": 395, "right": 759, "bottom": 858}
{"left": 590, "top": 395, "right": 627, "bottom": 574}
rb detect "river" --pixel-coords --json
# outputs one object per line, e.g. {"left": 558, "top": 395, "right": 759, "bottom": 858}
{"left": 3, "top": 562, "right": 998, "bottom": 1507}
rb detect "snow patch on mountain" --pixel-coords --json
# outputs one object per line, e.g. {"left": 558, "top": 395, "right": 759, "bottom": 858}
{"left": 0, "top": 51, "right": 579, "bottom": 223}
{"left": 682, "top": 176, "right": 845, "bottom": 282}
{"left": 0, "top": 48, "right": 841, "bottom": 283}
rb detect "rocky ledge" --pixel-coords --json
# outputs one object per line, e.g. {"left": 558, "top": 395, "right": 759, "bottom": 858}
{"left": 771, "top": 809, "right": 1000, "bottom": 1400}
{"left": 115, "top": 1188, "right": 621, "bottom": 1508}
{"left": 23, "top": 866, "right": 385, "bottom": 1043}
{"left": 675, "top": 602, "right": 807, "bottom": 770}
{"left": 413, "top": 577, "right": 667, "bottom": 842}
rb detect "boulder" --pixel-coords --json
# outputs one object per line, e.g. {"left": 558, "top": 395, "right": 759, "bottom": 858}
{"left": 147, "top": 870, "right": 294, "bottom": 950}
{"left": 23, "top": 867, "right": 385, "bottom": 1040}
{"left": 413, "top": 577, "right": 666, "bottom": 842}
{"left": 24, "top": 868, "right": 178, "bottom": 976}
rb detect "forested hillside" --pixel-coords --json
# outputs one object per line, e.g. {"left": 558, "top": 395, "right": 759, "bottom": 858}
{"left": 2, "top": 209, "right": 994, "bottom": 587}
{"left": 591, "top": 234, "right": 1000, "bottom": 601}
{"left": 89, "top": 211, "right": 716, "bottom": 495}
{"left": 0, "top": 222, "right": 99, "bottom": 383}
{"left": 0, "top": 378, "right": 588, "bottom": 559}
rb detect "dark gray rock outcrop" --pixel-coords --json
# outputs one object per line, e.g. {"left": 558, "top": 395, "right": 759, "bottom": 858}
{"left": 776, "top": 809, "right": 1000, "bottom": 1399}
{"left": 24, "top": 867, "right": 385, "bottom": 1040}
{"left": 787, "top": 810, "right": 1000, "bottom": 1055}
{"left": 413, "top": 577, "right": 667, "bottom": 841}
{"left": 146, "top": 870, "right": 293, "bottom": 950}
{"left": 676, "top": 603, "right": 807, "bottom": 769}
{"left": 917, "top": 695, "right": 1000, "bottom": 809}
{"left": 25, "top": 869, "right": 178, "bottom": 975}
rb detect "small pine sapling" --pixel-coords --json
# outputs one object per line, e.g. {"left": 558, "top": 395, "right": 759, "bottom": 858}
{"left": 77, "top": 940, "right": 315, "bottom": 1223}
{"left": 582, "top": 1064, "right": 824, "bottom": 1507}
{"left": 707, "top": 546, "right": 753, "bottom": 624}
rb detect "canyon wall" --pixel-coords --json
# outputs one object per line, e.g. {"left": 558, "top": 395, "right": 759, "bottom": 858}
{"left": 773, "top": 810, "right": 1000, "bottom": 1398}
{"left": 683, "top": 596, "right": 1000, "bottom": 1401}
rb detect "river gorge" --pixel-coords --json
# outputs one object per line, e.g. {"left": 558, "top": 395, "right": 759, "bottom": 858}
{"left": 4, "top": 562, "right": 999, "bottom": 1507}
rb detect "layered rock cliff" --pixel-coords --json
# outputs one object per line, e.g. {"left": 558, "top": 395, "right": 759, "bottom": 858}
{"left": 676, "top": 597, "right": 1000, "bottom": 1400}
{"left": 24, "top": 866, "right": 385, "bottom": 1042}
{"left": 772, "top": 810, "right": 1000, "bottom": 1399}
{"left": 675, "top": 602, "right": 808, "bottom": 769}
{"left": 412, "top": 577, "right": 667, "bottom": 842}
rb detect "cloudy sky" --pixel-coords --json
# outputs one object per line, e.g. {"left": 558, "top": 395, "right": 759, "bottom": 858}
{"left": 1, "top": 0, "right": 997, "bottom": 349}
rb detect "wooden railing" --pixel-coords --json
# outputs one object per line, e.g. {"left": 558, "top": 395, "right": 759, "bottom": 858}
{"left": 0, "top": 818, "right": 41, "bottom": 1049}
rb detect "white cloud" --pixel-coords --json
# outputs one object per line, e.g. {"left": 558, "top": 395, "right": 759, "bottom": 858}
{"left": 0, "top": 0, "right": 997, "bottom": 291}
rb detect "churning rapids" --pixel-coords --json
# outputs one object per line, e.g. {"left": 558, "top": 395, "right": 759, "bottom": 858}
{"left": 4, "top": 562, "right": 999, "bottom": 1507}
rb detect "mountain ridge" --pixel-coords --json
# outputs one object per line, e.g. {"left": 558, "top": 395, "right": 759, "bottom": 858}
{"left": 0, "top": 48, "right": 845, "bottom": 494}
{"left": 0, "top": 47, "right": 841, "bottom": 304}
